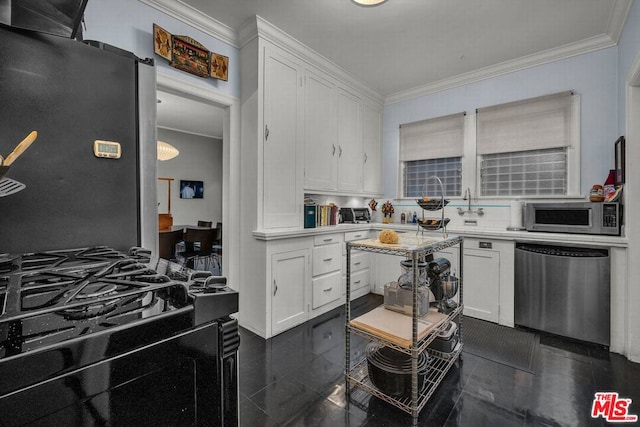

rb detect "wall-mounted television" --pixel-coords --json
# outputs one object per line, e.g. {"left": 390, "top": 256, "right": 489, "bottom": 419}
{"left": 180, "top": 180, "right": 204, "bottom": 199}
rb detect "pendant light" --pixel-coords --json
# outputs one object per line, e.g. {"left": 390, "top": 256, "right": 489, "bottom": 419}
{"left": 157, "top": 141, "right": 179, "bottom": 161}
{"left": 352, "top": 0, "right": 387, "bottom": 6}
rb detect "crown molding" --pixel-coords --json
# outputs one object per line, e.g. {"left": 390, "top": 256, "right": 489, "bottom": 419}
{"left": 157, "top": 69, "right": 239, "bottom": 107}
{"left": 608, "top": 0, "right": 633, "bottom": 43}
{"left": 385, "top": 33, "right": 617, "bottom": 105}
{"left": 245, "top": 15, "right": 383, "bottom": 105}
{"left": 138, "top": 0, "right": 238, "bottom": 47}
{"left": 238, "top": 15, "right": 259, "bottom": 48}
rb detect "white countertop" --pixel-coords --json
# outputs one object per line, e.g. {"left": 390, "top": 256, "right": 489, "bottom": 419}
{"left": 253, "top": 222, "right": 628, "bottom": 247}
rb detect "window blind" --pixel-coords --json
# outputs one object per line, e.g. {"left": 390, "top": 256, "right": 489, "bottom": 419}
{"left": 476, "top": 91, "right": 573, "bottom": 155}
{"left": 399, "top": 112, "right": 465, "bottom": 161}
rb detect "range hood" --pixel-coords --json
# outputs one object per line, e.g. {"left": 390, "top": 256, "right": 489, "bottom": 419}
{"left": 0, "top": 0, "right": 88, "bottom": 39}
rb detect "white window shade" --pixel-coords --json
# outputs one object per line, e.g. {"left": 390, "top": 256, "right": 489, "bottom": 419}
{"left": 476, "top": 91, "right": 574, "bottom": 155}
{"left": 399, "top": 113, "right": 465, "bottom": 161}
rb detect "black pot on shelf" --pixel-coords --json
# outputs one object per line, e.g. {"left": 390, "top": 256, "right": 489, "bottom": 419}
{"left": 366, "top": 343, "right": 432, "bottom": 397}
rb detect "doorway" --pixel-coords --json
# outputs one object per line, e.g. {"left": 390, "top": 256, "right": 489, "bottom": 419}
{"left": 155, "top": 71, "right": 240, "bottom": 287}
{"left": 156, "top": 89, "right": 224, "bottom": 228}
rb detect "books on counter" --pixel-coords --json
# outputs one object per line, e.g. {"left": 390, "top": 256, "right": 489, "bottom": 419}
{"left": 304, "top": 203, "right": 338, "bottom": 228}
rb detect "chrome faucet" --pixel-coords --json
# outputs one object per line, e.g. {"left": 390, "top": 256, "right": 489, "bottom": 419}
{"left": 463, "top": 187, "right": 471, "bottom": 211}
{"left": 458, "top": 187, "right": 484, "bottom": 216}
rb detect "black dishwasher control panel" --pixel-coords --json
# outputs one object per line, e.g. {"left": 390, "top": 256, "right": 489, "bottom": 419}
{"left": 516, "top": 243, "right": 608, "bottom": 258}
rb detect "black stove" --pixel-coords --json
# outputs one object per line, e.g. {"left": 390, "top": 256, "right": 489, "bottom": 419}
{"left": 0, "top": 246, "right": 239, "bottom": 427}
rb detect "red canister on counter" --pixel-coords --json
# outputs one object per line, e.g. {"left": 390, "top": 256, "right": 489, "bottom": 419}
{"left": 603, "top": 169, "right": 616, "bottom": 200}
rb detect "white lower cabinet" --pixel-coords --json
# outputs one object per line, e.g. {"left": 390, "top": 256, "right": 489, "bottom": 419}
{"left": 312, "top": 242, "right": 342, "bottom": 276}
{"left": 343, "top": 230, "right": 370, "bottom": 299}
{"left": 271, "top": 248, "right": 310, "bottom": 335}
{"left": 462, "top": 240, "right": 500, "bottom": 323}
{"left": 312, "top": 271, "right": 342, "bottom": 309}
{"left": 350, "top": 267, "right": 370, "bottom": 293}
{"left": 311, "top": 233, "right": 344, "bottom": 312}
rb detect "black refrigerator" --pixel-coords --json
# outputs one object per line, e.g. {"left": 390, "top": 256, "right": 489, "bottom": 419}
{"left": 0, "top": 23, "right": 157, "bottom": 254}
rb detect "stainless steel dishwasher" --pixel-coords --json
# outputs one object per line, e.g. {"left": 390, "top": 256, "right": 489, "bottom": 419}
{"left": 514, "top": 242, "right": 610, "bottom": 346}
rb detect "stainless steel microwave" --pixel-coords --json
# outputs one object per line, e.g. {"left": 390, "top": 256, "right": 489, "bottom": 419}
{"left": 524, "top": 202, "right": 621, "bottom": 235}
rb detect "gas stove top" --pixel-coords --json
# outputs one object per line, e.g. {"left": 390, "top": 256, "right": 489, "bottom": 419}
{"left": 0, "top": 246, "right": 146, "bottom": 275}
{"left": 0, "top": 246, "right": 238, "bottom": 360}
{"left": 0, "top": 247, "right": 240, "bottom": 427}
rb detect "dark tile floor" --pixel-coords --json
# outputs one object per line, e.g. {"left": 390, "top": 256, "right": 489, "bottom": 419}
{"left": 238, "top": 295, "right": 640, "bottom": 426}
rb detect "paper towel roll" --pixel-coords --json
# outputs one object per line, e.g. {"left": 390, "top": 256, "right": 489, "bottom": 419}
{"left": 509, "top": 200, "right": 524, "bottom": 230}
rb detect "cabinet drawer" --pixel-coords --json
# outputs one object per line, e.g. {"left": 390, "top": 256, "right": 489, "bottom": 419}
{"left": 350, "top": 251, "right": 370, "bottom": 271}
{"left": 344, "top": 230, "right": 369, "bottom": 242}
{"left": 350, "top": 268, "right": 370, "bottom": 291}
{"left": 312, "top": 271, "right": 342, "bottom": 309}
{"left": 344, "top": 230, "right": 370, "bottom": 255}
{"left": 314, "top": 233, "right": 343, "bottom": 246}
{"left": 343, "top": 251, "right": 370, "bottom": 273}
{"left": 313, "top": 243, "right": 342, "bottom": 276}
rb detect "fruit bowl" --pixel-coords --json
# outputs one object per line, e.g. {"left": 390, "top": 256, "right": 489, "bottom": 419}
{"left": 419, "top": 218, "right": 450, "bottom": 231}
{"left": 416, "top": 198, "right": 449, "bottom": 211}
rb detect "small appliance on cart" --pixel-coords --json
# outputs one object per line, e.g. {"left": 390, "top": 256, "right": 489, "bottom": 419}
{"left": 0, "top": 246, "right": 239, "bottom": 427}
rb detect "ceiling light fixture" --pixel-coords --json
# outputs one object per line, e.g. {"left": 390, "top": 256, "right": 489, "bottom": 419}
{"left": 352, "top": 0, "right": 387, "bottom": 6}
{"left": 157, "top": 141, "right": 179, "bottom": 161}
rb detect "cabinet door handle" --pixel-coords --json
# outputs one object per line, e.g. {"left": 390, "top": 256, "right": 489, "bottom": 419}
{"left": 332, "top": 144, "right": 336, "bottom": 156}
{"left": 338, "top": 145, "right": 343, "bottom": 158}
{"left": 273, "top": 279, "right": 278, "bottom": 296}
{"left": 364, "top": 153, "right": 368, "bottom": 164}
{"left": 323, "top": 238, "right": 333, "bottom": 242}
{"left": 265, "top": 124, "right": 270, "bottom": 141}
{"left": 323, "top": 287, "right": 333, "bottom": 292}
{"left": 354, "top": 280, "right": 361, "bottom": 284}
{"left": 354, "top": 261, "right": 361, "bottom": 266}
{"left": 323, "top": 257, "right": 333, "bottom": 262}
{"left": 354, "top": 234, "right": 362, "bottom": 238}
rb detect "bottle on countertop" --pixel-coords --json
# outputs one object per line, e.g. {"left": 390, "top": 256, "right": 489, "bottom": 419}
{"left": 412, "top": 212, "right": 418, "bottom": 224}
{"left": 401, "top": 212, "right": 406, "bottom": 224}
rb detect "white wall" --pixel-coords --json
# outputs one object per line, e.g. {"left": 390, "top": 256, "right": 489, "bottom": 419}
{"left": 83, "top": 0, "right": 240, "bottom": 99}
{"left": 383, "top": 47, "right": 619, "bottom": 200}
{"left": 157, "top": 128, "right": 222, "bottom": 226}
{"left": 617, "top": 0, "right": 640, "bottom": 362}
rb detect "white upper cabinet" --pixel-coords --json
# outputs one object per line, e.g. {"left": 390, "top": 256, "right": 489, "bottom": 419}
{"left": 336, "top": 87, "right": 363, "bottom": 193}
{"left": 362, "top": 103, "right": 382, "bottom": 194}
{"left": 303, "top": 75, "right": 382, "bottom": 196}
{"left": 303, "top": 69, "right": 337, "bottom": 191}
{"left": 263, "top": 45, "right": 304, "bottom": 229}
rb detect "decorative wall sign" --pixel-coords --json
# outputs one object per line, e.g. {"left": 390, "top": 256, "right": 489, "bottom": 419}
{"left": 153, "top": 24, "right": 229, "bottom": 81}
{"left": 210, "top": 52, "right": 229, "bottom": 80}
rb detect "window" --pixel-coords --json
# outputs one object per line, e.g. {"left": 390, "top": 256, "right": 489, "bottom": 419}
{"left": 476, "top": 91, "right": 577, "bottom": 197}
{"left": 481, "top": 148, "right": 567, "bottom": 196}
{"left": 399, "top": 113, "right": 465, "bottom": 198}
{"left": 404, "top": 157, "right": 462, "bottom": 197}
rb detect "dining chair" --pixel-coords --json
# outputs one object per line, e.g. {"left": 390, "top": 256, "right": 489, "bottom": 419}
{"left": 215, "top": 222, "right": 222, "bottom": 246}
{"left": 197, "top": 220, "right": 213, "bottom": 228}
{"left": 158, "top": 229, "right": 184, "bottom": 261}
{"left": 180, "top": 227, "right": 216, "bottom": 270}
{"left": 210, "top": 225, "right": 223, "bottom": 274}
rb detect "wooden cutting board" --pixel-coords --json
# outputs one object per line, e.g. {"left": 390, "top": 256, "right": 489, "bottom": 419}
{"left": 350, "top": 306, "right": 448, "bottom": 348}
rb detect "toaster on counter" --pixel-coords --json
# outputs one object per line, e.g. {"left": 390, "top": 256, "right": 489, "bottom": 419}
{"left": 340, "top": 208, "right": 370, "bottom": 223}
